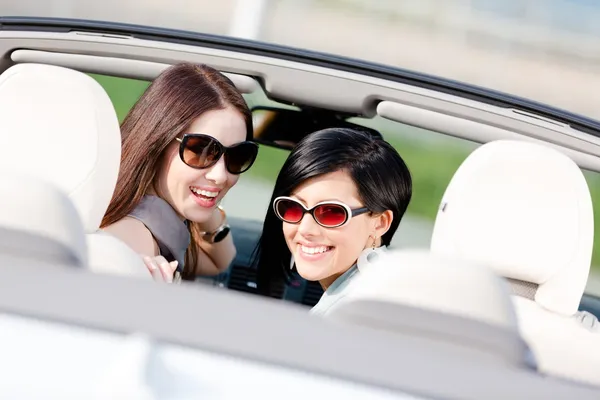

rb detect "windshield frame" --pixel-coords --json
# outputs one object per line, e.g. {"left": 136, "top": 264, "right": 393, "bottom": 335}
{"left": 1, "top": 16, "right": 600, "bottom": 135}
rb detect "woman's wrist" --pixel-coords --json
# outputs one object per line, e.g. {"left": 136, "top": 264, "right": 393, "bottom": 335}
{"left": 198, "top": 206, "right": 227, "bottom": 234}
{"left": 195, "top": 206, "right": 233, "bottom": 246}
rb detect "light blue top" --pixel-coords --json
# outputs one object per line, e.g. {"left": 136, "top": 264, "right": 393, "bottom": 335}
{"left": 310, "top": 246, "right": 388, "bottom": 317}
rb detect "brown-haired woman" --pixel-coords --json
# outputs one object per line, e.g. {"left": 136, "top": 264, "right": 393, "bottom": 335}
{"left": 101, "top": 63, "right": 258, "bottom": 282}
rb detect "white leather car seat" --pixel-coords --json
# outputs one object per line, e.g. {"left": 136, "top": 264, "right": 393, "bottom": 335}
{"left": 430, "top": 139, "right": 600, "bottom": 385}
{"left": 325, "top": 249, "right": 535, "bottom": 369}
{"left": 0, "top": 171, "right": 87, "bottom": 268}
{"left": 0, "top": 63, "right": 148, "bottom": 278}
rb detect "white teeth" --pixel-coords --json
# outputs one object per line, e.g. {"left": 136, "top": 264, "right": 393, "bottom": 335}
{"left": 191, "top": 187, "right": 219, "bottom": 197}
{"left": 300, "top": 245, "right": 331, "bottom": 255}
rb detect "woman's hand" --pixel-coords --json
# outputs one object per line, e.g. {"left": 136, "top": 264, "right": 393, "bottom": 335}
{"left": 142, "top": 255, "right": 178, "bottom": 283}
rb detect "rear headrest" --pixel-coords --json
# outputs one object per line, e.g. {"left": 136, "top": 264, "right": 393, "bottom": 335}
{"left": 330, "top": 249, "right": 519, "bottom": 331}
{"left": 325, "top": 250, "right": 532, "bottom": 368}
{"left": 0, "top": 171, "right": 87, "bottom": 267}
{"left": 431, "top": 140, "right": 594, "bottom": 316}
{"left": 0, "top": 63, "right": 121, "bottom": 232}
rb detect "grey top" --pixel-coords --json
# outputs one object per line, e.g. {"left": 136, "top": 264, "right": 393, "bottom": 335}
{"left": 127, "top": 195, "right": 190, "bottom": 271}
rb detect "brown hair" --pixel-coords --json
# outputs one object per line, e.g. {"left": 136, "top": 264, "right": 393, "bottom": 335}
{"left": 101, "top": 63, "right": 252, "bottom": 279}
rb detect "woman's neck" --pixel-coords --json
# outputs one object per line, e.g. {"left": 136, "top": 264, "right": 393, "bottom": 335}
{"left": 319, "top": 274, "right": 341, "bottom": 291}
{"left": 319, "top": 245, "right": 386, "bottom": 290}
{"left": 319, "top": 264, "right": 356, "bottom": 291}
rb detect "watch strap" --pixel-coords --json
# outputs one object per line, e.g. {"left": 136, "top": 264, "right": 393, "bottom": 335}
{"left": 198, "top": 206, "right": 230, "bottom": 243}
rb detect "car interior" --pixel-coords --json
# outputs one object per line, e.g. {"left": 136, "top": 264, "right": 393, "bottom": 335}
{"left": 0, "top": 17, "right": 600, "bottom": 396}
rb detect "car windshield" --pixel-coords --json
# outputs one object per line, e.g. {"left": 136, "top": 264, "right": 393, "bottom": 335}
{"left": 3, "top": 0, "right": 599, "bottom": 121}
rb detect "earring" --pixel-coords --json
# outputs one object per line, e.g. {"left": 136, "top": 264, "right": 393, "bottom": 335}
{"left": 289, "top": 255, "right": 295, "bottom": 270}
{"left": 365, "top": 235, "right": 378, "bottom": 262}
{"left": 358, "top": 237, "right": 380, "bottom": 268}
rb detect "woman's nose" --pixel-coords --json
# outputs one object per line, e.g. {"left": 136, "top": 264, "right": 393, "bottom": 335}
{"left": 204, "top": 156, "right": 228, "bottom": 185}
{"left": 297, "top": 212, "right": 321, "bottom": 236}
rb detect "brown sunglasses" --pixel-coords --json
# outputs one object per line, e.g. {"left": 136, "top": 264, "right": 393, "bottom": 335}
{"left": 176, "top": 133, "right": 259, "bottom": 175}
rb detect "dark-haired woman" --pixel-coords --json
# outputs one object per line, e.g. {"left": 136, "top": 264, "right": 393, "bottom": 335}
{"left": 102, "top": 63, "right": 258, "bottom": 282}
{"left": 253, "top": 127, "right": 412, "bottom": 315}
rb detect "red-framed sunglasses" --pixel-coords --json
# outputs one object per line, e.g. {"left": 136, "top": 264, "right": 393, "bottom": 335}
{"left": 273, "top": 196, "right": 370, "bottom": 228}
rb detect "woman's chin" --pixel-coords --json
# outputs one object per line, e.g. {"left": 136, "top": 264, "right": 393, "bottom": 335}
{"left": 295, "top": 262, "right": 330, "bottom": 283}
{"left": 181, "top": 204, "right": 216, "bottom": 223}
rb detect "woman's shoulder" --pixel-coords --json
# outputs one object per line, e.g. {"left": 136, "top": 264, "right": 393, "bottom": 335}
{"left": 103, "top": 216, "right": 146, "bottom": 233}
{"left": 103, "top": 217, "right": 160, "bottom": 256}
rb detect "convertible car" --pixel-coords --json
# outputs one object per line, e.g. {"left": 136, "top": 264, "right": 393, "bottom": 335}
{"left": 0, "top": 10, "right": 599, "bottom": 400}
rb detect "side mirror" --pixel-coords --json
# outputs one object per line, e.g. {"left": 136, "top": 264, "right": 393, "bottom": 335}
{"left": 251, "top": 106, "right": 382, "bottom": 149}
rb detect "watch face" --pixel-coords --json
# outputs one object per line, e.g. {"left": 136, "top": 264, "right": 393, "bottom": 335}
{"left": 213, "top": 225, "right": 231, "bottom": 243}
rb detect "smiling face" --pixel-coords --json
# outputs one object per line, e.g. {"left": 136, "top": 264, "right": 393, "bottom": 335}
{"left": 282, "top": 170, "right": 393, "bottom": 288}
{"left": 154, "top": 106, "right": 247, "bottom": 222}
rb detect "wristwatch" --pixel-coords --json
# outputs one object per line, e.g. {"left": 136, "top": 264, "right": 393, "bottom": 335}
{"left": 200, "top": 206, "right": 231, "bottom": 244}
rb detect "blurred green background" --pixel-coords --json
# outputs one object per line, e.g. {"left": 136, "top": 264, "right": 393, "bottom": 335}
{"left": 90, "top": 73, "right": 600, "bottom": 270}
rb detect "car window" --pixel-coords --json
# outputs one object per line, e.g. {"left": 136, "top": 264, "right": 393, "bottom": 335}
{"left": 584, "top": 170, "right": 600, "bottom": 295}
{"left": 90, "top": 74, "right": 600, "bottom": 296}
{"left": 89, "top": 74, "right": 149, "bottom": 122}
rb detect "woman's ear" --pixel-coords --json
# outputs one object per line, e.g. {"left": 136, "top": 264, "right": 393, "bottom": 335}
{"left": 374, "top": 210, "right": 394, "bottom": 240}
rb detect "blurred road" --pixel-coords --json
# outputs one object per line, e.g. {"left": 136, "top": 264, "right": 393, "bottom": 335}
{"left": 588, "top": 276, "right": 600, "bottom": 294}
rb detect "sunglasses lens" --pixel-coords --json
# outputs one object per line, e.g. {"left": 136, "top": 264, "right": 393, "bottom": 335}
{"left": 225, "top": 142, "right": 259, "bottom": 174}
{"left": 314, "top": 204, "right": 348, "bottom": 227}
{"left": 181, "top": 136, "right": 221, "bottom": 168}
{"left": 275, "top": 199, "right": 304, "bottom": 223}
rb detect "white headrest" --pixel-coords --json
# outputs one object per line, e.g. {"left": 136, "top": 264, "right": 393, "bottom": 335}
{"left": 333, "top": 249, "right": 519, "bottom": 331}
{"left": 431, "top": 140, "right": 594, "bottom": 316}
{"left": 0, "top": 171, "right": 87, "bottom": 267}
{"left": 0, "top": 63, "right": 121, "bottom": 232}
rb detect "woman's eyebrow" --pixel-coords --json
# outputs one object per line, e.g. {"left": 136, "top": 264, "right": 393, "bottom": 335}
{"left": 291, "top": 193, "right": 362, "bottom": 206}
{"left": 291, "top": 194, "right": 305, "bottom": 203}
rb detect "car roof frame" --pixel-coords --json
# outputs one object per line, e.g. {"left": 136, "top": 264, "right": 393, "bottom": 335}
{"left": 1, "top": 17, "right": 599, "bottom": 171}
{"left": 1, "top": 16, "right": 599, "bottom": 135}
